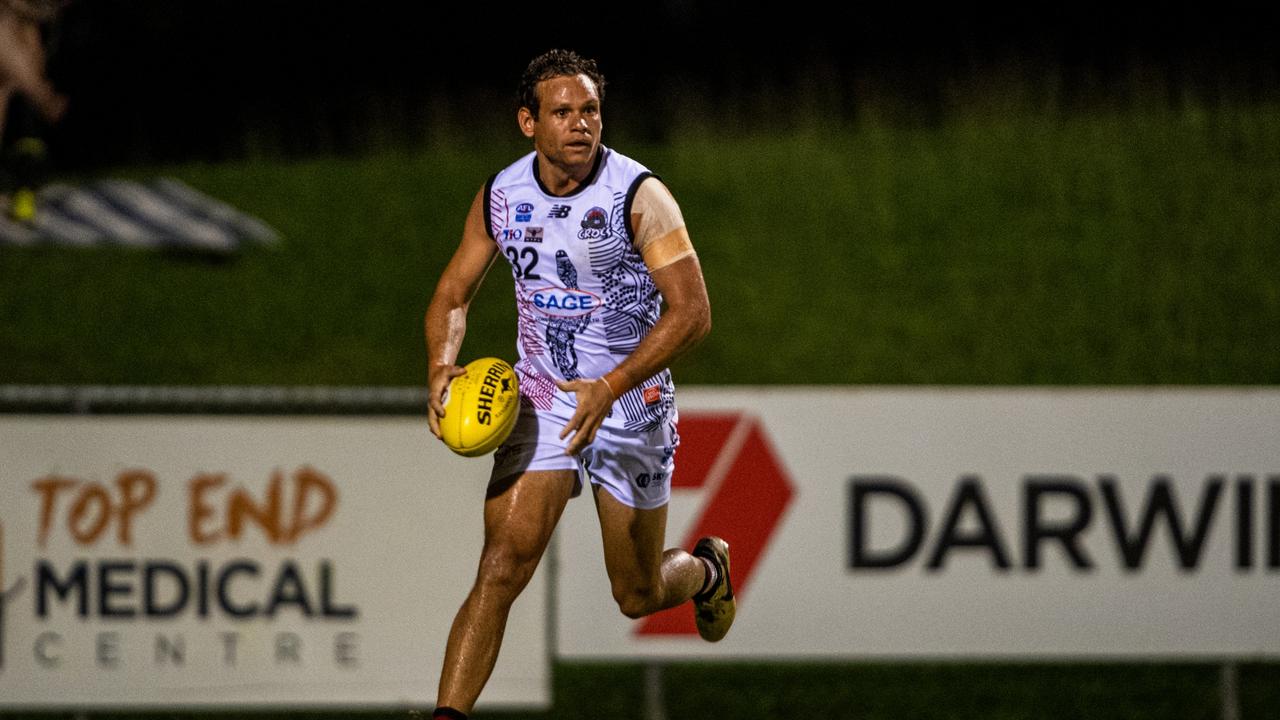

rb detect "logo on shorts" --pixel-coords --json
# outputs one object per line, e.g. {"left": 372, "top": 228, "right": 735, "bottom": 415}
{"left": 643, "top": 386, "right": 662, "bottom": 405}
{"left": 547, "top": 204, "right": 572, "bottom": 219}
{"left": 515, "top": 202, "right": 534, "bottom": 222}
{"left": 635, "top": 472, "right": 667, "bottom": 489}
{"left": 524, "top": 226, "right": 543, "bottom": 243}
{"left": 525, "top": 286, "right": 601, "bottom": 317}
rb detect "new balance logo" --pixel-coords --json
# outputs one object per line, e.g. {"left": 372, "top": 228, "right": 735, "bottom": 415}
{"left": 547, "top": 205, "right": 572, "bottom": 219}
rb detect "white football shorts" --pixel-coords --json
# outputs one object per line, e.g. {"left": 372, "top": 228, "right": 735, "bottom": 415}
{"left": 490, "top": 394, "right": 679, "bottom": 510}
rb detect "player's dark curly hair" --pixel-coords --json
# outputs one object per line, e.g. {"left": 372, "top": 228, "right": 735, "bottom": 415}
{"left": 518, "top": 49, "right": 606, "bottom": 118}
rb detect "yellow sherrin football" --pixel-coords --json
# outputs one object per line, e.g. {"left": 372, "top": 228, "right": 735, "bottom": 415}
{"left": 440, "top": 357, "right": 521, "bottom": 457}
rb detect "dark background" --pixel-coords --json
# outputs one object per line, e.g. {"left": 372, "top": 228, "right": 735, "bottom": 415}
{"left": 35, "top": 1, "right": 1280, "bottom": 168}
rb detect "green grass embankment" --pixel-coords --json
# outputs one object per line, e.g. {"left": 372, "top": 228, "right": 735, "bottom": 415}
{"left": 3, "top": 104, "right": 1279, "bottom": 385}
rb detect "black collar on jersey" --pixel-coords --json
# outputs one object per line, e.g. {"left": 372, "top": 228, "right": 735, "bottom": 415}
{"left": 532, "top": 146, "right": 605, "bottom": 198}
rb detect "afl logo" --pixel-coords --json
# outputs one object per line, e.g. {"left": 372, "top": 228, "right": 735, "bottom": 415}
{"left": 515, "top": 202, "right": 534, "bottom": 222}
{"left": 525, "top": 286, "right": 601, "bottom": 317}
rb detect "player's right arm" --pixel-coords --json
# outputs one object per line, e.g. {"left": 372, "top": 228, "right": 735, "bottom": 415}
{"left": 425, "top": 187, "right": 499, "bottom": 439}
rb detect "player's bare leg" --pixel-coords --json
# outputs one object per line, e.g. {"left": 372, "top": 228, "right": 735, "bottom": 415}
{"left": 0, "top": 12, "right": 68, "bottom": 127}
{"left": 436, "top": 469, "right": 576, "bottom": 715}
{"left": 591, "top": 485, "right": 706, "bottom": 618}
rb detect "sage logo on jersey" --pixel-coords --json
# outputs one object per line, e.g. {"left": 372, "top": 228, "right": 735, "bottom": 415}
{"left": 577, "top": 207, "right": 610, "bottom": 240}
{"left": 524, "top": 226, "right": 543, "bottom": 243}
{"left": 524, "top": 286, "right": 601, "bottom": 317}
{"left": 515, "top": 202, "right": 534, "bottom": 222}
{"left": 547, "top": 205, "right": 572, "bottom": 219}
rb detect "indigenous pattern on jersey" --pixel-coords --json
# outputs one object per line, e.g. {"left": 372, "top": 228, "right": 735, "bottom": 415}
{"left": 486, "top": 147, "right": 675, "bottom": 432}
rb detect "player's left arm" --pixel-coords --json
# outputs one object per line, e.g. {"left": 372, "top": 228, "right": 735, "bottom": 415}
{"left": 558, "top": 178, "right": 710, "bottom": 454}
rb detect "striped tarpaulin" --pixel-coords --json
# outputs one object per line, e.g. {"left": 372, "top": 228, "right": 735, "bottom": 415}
{"left": 0, "top": 178, "right": 278, "bottom": 252}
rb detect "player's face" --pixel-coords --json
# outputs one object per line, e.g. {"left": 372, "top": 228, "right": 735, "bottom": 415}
{"left": 521, "top": 73, "right": 602, "bottom": 170}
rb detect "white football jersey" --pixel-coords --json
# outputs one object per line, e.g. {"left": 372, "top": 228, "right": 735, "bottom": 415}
{"left": 485, "top": 146, "right": 675, "bottom": 432}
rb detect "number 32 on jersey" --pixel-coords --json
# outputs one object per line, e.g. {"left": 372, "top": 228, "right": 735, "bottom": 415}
{"left": 505, "top": 246, "right": 541, "bottom": 280}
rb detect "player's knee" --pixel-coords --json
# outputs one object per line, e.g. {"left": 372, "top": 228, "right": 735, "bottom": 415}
{"left": 476, "top": 545, "right": 541, "bottom": 602}
{"left": 612, "top": 584, "right": 660, "bottom": 619}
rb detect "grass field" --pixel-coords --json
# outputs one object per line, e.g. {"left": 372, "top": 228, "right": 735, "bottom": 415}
{"left": 2, "top": 103, "right": 1279, "bottom": 386}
